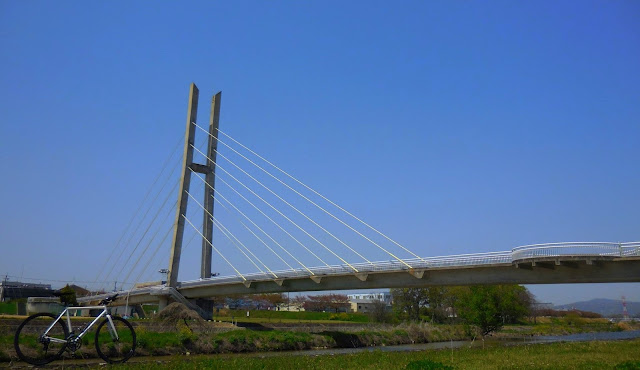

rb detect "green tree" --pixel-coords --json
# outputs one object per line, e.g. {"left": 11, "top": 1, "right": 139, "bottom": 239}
{"left": 303, "top": 294, "right": 350, "bottom": 312}
{"left": 455, "top": 285, "right": 530, "bottom": 337}
{"left": 425, "top": 286, "right": 449, "bottom": 323}
{"left": 58, "top": 285, "right": 77, "bottom": 306}
{"left": 252, "top": 293, "right": 286, "bottom": 309}
{"left": 369, "top": 299, "right": 392, "bottom": 323}
{"left": 392, "top": 287, "right": 456, "bottom": 323}
{"left": 391, "top": 288, "right": 429, "bottom": 321}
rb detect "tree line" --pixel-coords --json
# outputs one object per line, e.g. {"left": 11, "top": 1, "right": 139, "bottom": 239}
{"left": 215, "top": 293, "right": 351, "bottom": 313}
{"left": 391, "top": 285, "right": 533, "bottom": 336}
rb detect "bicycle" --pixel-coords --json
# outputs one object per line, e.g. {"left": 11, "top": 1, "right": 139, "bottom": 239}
{"left": 14, "top": 293, "right": 136, "bottom": 365}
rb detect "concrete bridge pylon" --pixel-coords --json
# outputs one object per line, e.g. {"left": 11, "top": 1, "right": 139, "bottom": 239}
{"left": 164, "top": 83, "right": 221, "bottom": 318}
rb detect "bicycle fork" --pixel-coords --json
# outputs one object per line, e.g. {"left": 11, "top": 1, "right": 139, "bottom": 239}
{"left": 105, "top": 314, "right": 120, "bottom": 341}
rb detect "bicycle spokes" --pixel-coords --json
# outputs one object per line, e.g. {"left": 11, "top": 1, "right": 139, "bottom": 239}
{"left": 95, "top": 316, "right": 136, "bottom": 364}
{"left": 14, "top": 313, "right": 68, "bottom": 366}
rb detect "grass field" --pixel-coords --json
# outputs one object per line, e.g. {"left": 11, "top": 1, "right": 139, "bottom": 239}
{"left": 0, "top": 303, "right": 18, "bottom": 315}
{"left": 214, "top": 316, "right": 364, "bottom": 324}
{"left": 116, "top": 339, "right": 640, "bottom": 369}
{"left": 217, "top": 309, "right": 370, "bottom": 323}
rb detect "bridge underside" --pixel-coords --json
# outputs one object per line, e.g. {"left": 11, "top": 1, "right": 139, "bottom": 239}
{"left": 85, "top": 257, "right": 640, "bottom": 306}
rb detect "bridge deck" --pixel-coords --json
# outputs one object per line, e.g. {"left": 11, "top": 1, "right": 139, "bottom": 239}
{"left": 79, "top": 242, "right": 640, "bottom": 306}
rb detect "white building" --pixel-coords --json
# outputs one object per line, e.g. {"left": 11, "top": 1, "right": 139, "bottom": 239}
{"left": 348, "top": 292, "right": 392, "bottom": 313}
{"left": 347, "top": 292, "right": 392, "bottom": 304}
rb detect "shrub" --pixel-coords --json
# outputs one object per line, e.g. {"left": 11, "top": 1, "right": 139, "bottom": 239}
{"left": 615, "top": 361, "right": 640, "bottom": 370}
{"left": 406, "top": 359, "right": 453, "bottom": 369}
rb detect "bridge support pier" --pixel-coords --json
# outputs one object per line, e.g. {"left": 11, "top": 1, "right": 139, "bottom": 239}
{"left": 194, "top": 299, "right": 214, "bottom": 320}
{"left": 158, "top": 296, "right": 168, "bottom": 312}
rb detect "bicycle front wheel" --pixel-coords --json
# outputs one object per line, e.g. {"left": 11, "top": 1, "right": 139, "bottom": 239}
{"left": 94, "top": 316, "right": 136, "bottom": 364}
{"left": 14, "top": 313, "right": 69, "bottom": 365}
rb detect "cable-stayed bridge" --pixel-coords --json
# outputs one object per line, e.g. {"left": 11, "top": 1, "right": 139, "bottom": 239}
{"left": 80, "top": 84, "right": 640, "bottom": 317}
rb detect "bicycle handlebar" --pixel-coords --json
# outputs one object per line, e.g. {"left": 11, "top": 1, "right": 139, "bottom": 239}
{"left": 99, "top": 293, "right": 119, "bottom": 306}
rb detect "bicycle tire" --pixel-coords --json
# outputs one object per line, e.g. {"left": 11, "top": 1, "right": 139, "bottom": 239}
{"left": 14, "top": 312, "right": 69, "bottom": 365}
{"left": 94, "top": 316, "right": 136, "bottom": 364}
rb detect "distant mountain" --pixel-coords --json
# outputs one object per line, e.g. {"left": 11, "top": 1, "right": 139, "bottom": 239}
{"left": 554, "top": 298, "right": 640, "bottom": 317}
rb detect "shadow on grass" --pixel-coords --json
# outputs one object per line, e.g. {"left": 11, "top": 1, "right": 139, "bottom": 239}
{"left": 235, "top": 322, "right": 274, "bottom": 331}
{"left": 318, "top": 331, "right": 363, "bottom": 348}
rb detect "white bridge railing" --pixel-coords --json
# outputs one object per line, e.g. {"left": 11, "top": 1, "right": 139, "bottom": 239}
{"left": 80, "top": 241, "right": 640, "bottom": 302}
{"left": 178, "top": 241, "right": 640, "bottom": 289}
{"left": 511, "top": 242, "right": 640, "bottom": 261}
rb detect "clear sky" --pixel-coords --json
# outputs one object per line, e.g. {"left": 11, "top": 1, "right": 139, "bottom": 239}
{"left": 1, "top": 1, "right": 638, "bottom": 305}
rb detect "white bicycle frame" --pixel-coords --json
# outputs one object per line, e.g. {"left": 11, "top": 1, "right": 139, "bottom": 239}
{"left": 43, "top": 305, "right": 119, "bottom": 344}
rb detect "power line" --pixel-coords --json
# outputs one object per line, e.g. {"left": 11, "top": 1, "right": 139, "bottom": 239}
{"left": 4, "top": 274, "right": 136, "bottom": 287}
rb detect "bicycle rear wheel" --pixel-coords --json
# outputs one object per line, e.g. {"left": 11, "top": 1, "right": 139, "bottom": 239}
{"left": 14, "top": 313, "right": 69, "bottom": 365}
{"left": 94, "top": 316, "right": 136, "bottom": 364}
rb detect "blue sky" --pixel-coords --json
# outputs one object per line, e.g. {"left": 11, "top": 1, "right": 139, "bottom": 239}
{"left": 1, "top": 1, "right": 638, "bottom": 305}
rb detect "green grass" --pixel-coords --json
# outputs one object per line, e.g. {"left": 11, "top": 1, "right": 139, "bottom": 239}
{"left": 136, "top": 331, "right": 184, "bottom": 351}
{"left": 141, "top": 304, "right": 159, "bottom": 316}
{"left": 0, "top": 332, "right": 13, "bottom": 348}
{"left": 0, "top": 302, "right": 17, "bottom": 315}
{"left": 496, "top": 317, "right": 629, "bottom": 337}
{"left": 212, "top": 330, "right": 329, "bottom": 352}
{"left": 116, "top": 339, "right": 640, "bottom": 369}
{"left": 218, "top": 310, "right": 369, "bottom": 323}
{"left": 133, "top": 328, "right": 333, "bottom": 355}
{"left": 3, "top": 322, "right": 465, "bottom": 361}
{"left": 215, "top": 316, "right": 363, "bottom": 324}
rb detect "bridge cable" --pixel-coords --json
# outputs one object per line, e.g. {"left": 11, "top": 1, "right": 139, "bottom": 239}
{"left": 105, "top": 178, "right": 180, "bottom": 289}
{"left": 93, "top": 135, "right": 184, "bottom": 284}
{"left": 214, "top": 147, "right": 373, "bottom": 265}
{"left": 191, "top": 145, "right": 360, "bottom": 272}
{"left": 136, "top": 214, "right": 201, "bottom": 287}
{"left": 96, "top": 146, "right": 185, "bottom": 288}
{"left": 120, "top": 199, "right": 179, "bottom": 289}
{"left": 131, "top": 220, "right": 177, "bottom": 287}
{"left": 198, "top": 127, "right": 416, "bottom": 267}
{"left": 182, "top": 214, "right": 246, "bottom": 280}
{"left": 213, "top": 193, "right": 296, "bottom": 271}
{"left": 190, "top": 171, "right": 308, "bottom": 273}
{"left": 107, "top": 138, "right": 208, "bottom": 290}
{"left": 98, "top": 168, "right": 181, "bottom": 289}
{"left": 188, "top": 165, "right": 330, "bottom": 269}
{"left": 211, "top": 179, "right": 321, "bottom": 272}
{"left": 185, "top": 190, "right": 271, "bottom": 276}
{"left": 211, "top": 127, "right": 423, "bottom": 261}
{"left": 211, "top": 217, "right": 276, "bottom": 278}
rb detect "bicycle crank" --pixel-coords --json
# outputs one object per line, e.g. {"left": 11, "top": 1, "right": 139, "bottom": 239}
{"left": 65, "top": 334, "right": 83, "bottom": 352}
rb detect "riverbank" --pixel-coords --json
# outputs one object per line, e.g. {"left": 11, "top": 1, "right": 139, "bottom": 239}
{"left": 1, "top": 313, "right": 637, "bottom": 362}
{"left": 93, "top": 338, "right": 640, "bottom": 369}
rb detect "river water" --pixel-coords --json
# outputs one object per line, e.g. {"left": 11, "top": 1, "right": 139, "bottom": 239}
{"left": 241, "top": 330, "right": 640, "bottom": 358}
